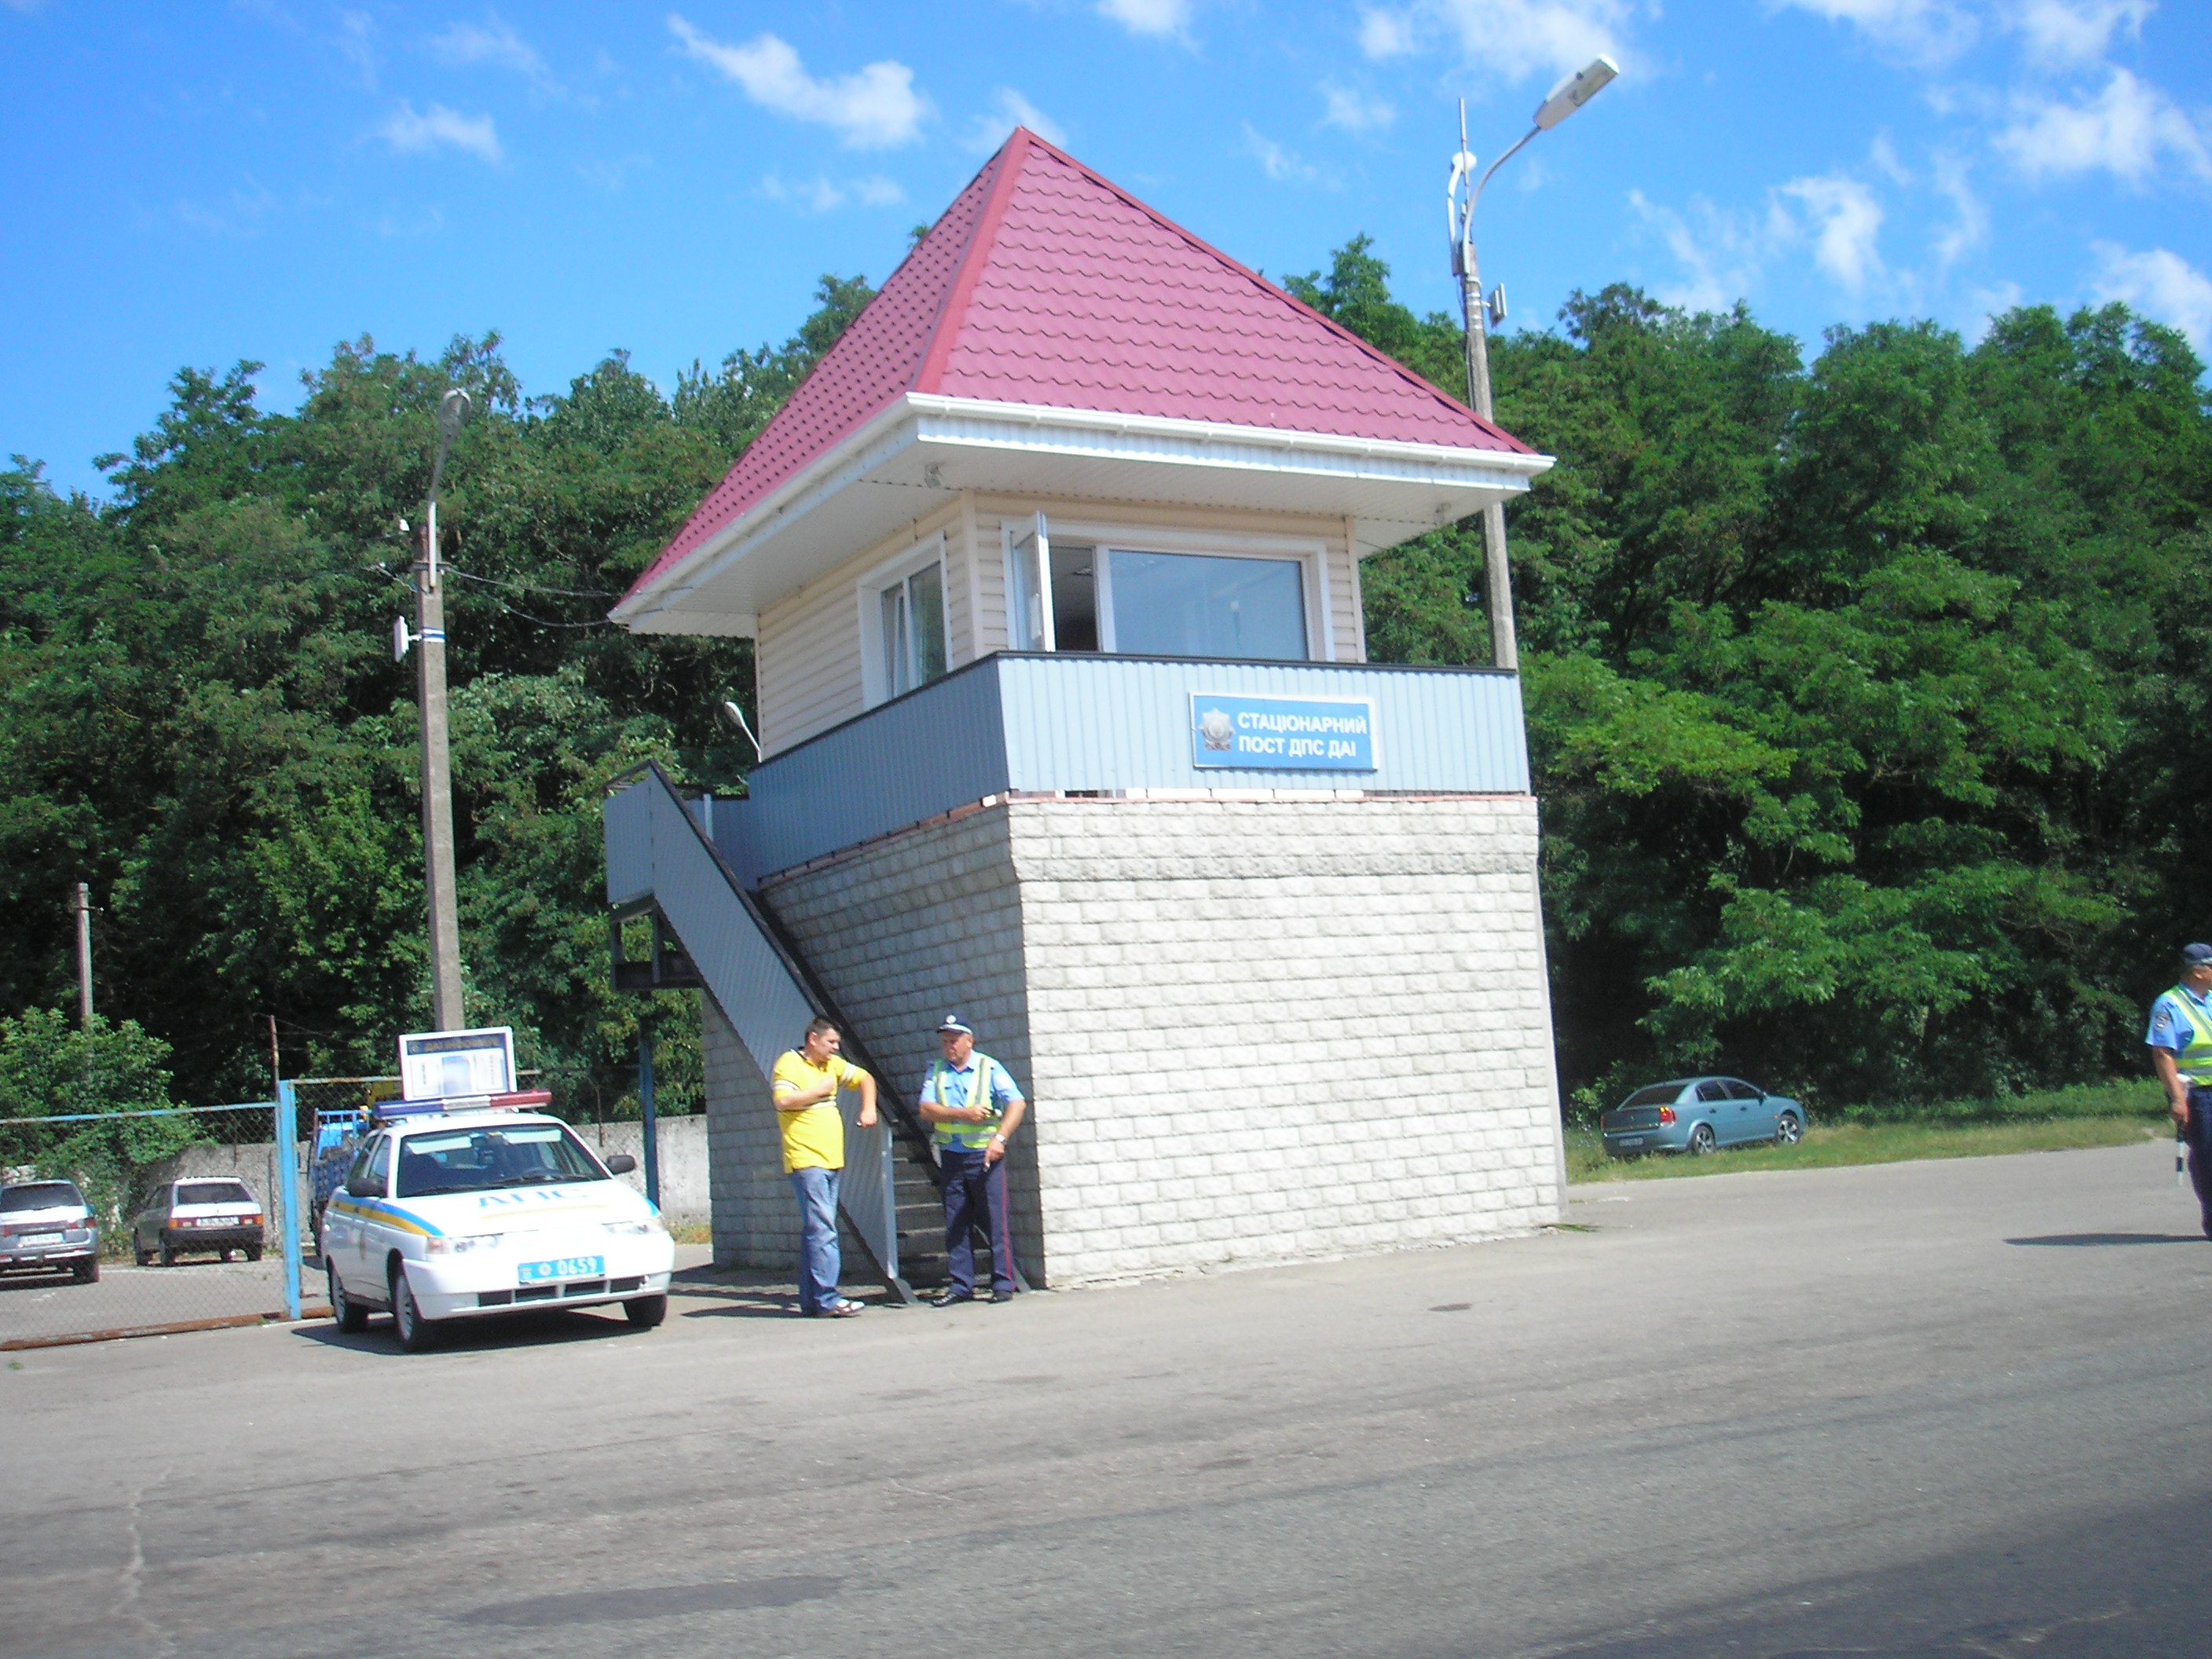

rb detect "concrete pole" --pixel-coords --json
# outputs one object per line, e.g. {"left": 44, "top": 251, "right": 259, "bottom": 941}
{"left": 416, "top": 506, "right": 465, "bottom": 1031}
{"left": 1459, "top": 238, "right": 1519, "bottom": 673}
{"left": 74, "top": 881, "right": 93, "bottom": 1030}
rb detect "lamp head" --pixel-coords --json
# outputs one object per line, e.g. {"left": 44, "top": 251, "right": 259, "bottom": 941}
{"left": 1533, "top": 55, "right": 1617, "bottom": 130}
{"left": 436, "top": 387, "right": 473, "bottom": 449}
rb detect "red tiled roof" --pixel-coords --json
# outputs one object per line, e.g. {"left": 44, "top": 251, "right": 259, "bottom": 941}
{"left": 628, "top": 129, "right": 1529, "bottom": 600}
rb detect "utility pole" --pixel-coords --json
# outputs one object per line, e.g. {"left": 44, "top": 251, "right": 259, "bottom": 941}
{"left": 1447, "top": 60, "right": 1618, "bottom": 675}
{"left": 73, "top": 881, "right": 93, "bottom": 1031}
{"left": 408, "top": 388, "right": 472, "bottom": 1032}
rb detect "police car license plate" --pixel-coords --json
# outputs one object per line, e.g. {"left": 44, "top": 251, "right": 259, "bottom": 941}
{"left": 1619, "top": 1137, "right": 1644, "bottom": 1148}
{"left": 518, "top": 1256, "right": 602, "bottom": 1284}
{"left": 21, "top": 1232, "right": 61, "bottom": 1246}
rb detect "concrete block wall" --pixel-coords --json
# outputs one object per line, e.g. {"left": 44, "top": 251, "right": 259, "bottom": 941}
{"left": 760, "top": 804, "right": 1043, "bottom": 1278}
{"left": 700, "top": 996, "right": 791, "bottom": 1268}
{"left": 573, "top": 1116, "right": 709, "bottom": 1229}
{"left": 711, "top": 793, "right": 1564, "bottom": 1288}
{"left": 1008, "top": 795, "right": 1563, "bottom": 1284}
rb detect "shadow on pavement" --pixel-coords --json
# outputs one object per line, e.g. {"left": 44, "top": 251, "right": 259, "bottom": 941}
{"left": 2005, "top": 1232, "right": 2205, "bottom": 1247}
{"left": 289, "top": 1306, "right": 649, "bottom": 1357}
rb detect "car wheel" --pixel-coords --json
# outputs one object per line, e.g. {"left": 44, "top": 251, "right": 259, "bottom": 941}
{"left": 159, "top": 1247, "right": 176, "bottom": 1267}
{"left": 219, "top": 1249, "right": 233, "bottom": 1263}
{"left": 390, "top": 1264, "right": 437, "bottom": 1353}
{"left": 134, "top": 1247, "right": 152, "bottom": 1267}
{"left": 245, "top": 1246, "right": 262, "bottom": 1262}
{"left": 328, "top": 1260, "right": 369, "bottom": 1334}
{"left": 74, "top": 1258, "right": 99, "bottom": 1284}
{"left": 1774, "top": 1111, "right": 1802, "bottom": 1145}
{"left": 623, "top": 1294, "right": 668, "bottom": 1328}
{"left": 1688, "top": 1123, "right": 1717, "bottom": 1156}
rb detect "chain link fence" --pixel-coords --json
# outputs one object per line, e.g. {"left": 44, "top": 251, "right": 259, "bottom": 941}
{"left": 1, "top": 1100, "right": 309, "bottom": 1350}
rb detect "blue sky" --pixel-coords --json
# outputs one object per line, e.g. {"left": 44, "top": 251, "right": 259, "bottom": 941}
{"left": 4, "top": 2, "right": 2207, "bottom": 497}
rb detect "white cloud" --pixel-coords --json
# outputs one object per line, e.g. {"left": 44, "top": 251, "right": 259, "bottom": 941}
{"left": 376, "top": 101, "right": 504, "bottom": 164}
{"left": 1869, "top": 131, "right": 1912, "bottom": 185}
{"left": 1627, "top": 189, "right": 1787, "bottom": 313}
{"left": 2090, "top": 242, "right": 2212, "bottom": 350}
{"left": 1996, "top": 68, "right": 2211, "bottom": 186}
{"left": 577, "top": 154, "right": 652, "bottom": 192}
{"left": 376, "top": 205, "right": 447, "bottom": 239}
{"left": 1320, "top": 85, "right": 1397, "bottom": 134}
{"left": 428, "top": 15, "right": 555, "bottom": 89}
{"left": 668, "top": 16, "right": 928, "bottom": 148}
{"left": 760, "top": 174, "right": 906, "bottom": 213}
{"left": 1240, "top": 123, "right": 1333, "bottom": 186}
{"left": 174, "top": 176, "right": 278, "bottom": 237}
{"left": 1356, "top": 0, "right": 1630, "bottom": 86}
{"left": 965, "top": 88, "right": 1068, "bottom": 153}
{"left": 2002, "top": 0, "right": 2154, "bottom": 70}
{"left": 1097, "top": 0, "right": 1192, "bottom": 39}
{"left": 1928, "top": 150, "right": 1987, "bottom": 273}
{"left": 335, "top": 9, "right": 378, "bottom": 90}
{"left": 1769, "top": 0, "right": 1979, "bottom": 68}
{"left": 1777, "top": 174, "right": 1887, "bottom": 291}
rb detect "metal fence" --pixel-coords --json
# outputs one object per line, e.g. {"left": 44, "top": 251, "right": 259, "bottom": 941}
{"left": 0, "top": 1096, "right": 313, "bottom": 1350}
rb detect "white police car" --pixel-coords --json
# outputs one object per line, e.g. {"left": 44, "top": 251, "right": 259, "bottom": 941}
{"left": 320, "top": 1101, "right": 674, "bottom": 1351}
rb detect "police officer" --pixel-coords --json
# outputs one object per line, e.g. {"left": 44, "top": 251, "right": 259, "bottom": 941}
{"left": 916, "top": 1015, "right": 1026, "bottom": 1306}
{"left": 2146, "top": 941, "right": 2212, "bottom": 1240}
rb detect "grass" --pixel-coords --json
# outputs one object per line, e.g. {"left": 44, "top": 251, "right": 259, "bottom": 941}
{"left": 1566, "top": 1077, "right": 2177, "bottom": 1183}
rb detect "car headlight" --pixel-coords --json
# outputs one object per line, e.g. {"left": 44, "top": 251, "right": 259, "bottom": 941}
{"left": 603, "top": 1219, "right": 660, "bottom": 1237}
{"left": 424, "top": 1233, "right": 503, "bottom": 1256}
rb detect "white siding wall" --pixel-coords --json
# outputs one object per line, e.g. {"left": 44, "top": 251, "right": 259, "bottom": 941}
{"left": 753, "top": 496, "right": 1369, "bottom": 755}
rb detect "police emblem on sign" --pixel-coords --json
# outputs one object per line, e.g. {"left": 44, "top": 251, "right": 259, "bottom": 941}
{"left": 1197, "top": 708, "right": 1234, "bottom": 751}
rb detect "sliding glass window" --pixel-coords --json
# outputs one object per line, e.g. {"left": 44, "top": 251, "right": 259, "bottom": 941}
{"left": 881, "top": 561, "right": 947, "bottom": 697}
{"left": 1105, "top": 550, "right": 1309, "bottom": 661}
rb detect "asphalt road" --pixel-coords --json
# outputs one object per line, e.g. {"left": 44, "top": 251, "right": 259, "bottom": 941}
{"left": 0, "top": 1254, "right": 292, "bottom": 1346}
{"left": 4, "top": 1140, "right": 2209, "bottom": 1659}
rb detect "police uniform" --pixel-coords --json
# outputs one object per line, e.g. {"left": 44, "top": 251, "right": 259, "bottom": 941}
{"left": 2145, "top": 969, "right": 2212, "bottom": 1237}
{"left": 923, "top": 1039, "right": 1022, "bottom": 1303}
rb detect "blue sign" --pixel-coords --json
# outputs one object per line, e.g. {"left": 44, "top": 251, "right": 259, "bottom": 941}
{"left": 1188, "top": 694, "right": 1375, "bottom": 772}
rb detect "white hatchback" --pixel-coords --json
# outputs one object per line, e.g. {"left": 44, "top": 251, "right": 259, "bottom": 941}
{"left": 320, "top": 1108, "right": 675, "bottom": 1351}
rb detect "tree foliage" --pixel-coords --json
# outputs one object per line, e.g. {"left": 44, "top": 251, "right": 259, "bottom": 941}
{"left": 5, "top": 238, "right": 2208, "bottom": 1122}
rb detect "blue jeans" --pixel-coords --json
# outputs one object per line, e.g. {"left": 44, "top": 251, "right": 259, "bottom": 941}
{"left": 788, "top": 1166, "right": 842, "bottom": 1313}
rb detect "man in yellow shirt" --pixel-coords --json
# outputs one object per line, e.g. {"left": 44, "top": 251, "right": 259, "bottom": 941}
{"left": 770, "top": 1016, "right": 878, "bottom": 1317}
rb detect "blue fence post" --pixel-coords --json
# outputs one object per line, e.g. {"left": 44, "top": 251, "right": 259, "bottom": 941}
{"left": 276, "top": 1080, "right": 301, "bottom": 1320}
{"left": 638, "top": 1038, "right": 660, "bottom": 1210}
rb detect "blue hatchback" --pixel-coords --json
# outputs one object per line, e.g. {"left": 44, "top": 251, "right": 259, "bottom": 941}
{"left": 1599, "top": 1076, "right": 1805, "bottom": 1159}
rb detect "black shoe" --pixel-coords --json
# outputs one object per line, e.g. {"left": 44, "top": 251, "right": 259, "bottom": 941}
{"left": 988, "top": 1289, "right": 1016, "bottom": 1305}
{"left": 931, "top": 1289, "right": 974, "bottom": 1308}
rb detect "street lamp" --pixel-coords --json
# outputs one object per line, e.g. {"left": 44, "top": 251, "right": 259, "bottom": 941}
{"left": 1448, "top": 55, "right": 1617, "bottom": 672}
{"left": 416, "top": 387, "right": 471, "bottom": 1031}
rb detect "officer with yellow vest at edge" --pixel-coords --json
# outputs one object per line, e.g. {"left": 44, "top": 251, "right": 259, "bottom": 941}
{"left": 771, "top": 1016, "right": 877, "bottom": 1317}
{"left": 917, "top": 1015, "right": 1027, "bottom": 1306}
{"left": 2145, "top": 942, "right": 2212, "bottom": 1241}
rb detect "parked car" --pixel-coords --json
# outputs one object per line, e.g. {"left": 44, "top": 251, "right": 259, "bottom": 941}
{"left": 0, "top": 1180, "right": 100, "bottom": 1282}
{"left": 321, "top": 1104, "right": 671, "bottom": 1351}
{"left": 131, "top": 1179, "right": 265, "bottom": 1265}
{"left": 1600, "top": 1076, "right": 1805, "bottom": 1159}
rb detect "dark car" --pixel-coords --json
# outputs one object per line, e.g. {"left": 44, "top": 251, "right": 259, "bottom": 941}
{"left": 0, "top": 1180, "right": 100, "bottom": 1282}
{"left": 131, "top": 1179, "right": 266, "bottom": 1265}
{"left": 1600, "top": 1076, "right": 1805, "bottom": 1159}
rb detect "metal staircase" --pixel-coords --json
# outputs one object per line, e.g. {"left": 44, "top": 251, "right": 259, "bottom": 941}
{"left": 603, "top": 762, "right": 954, "bottom": 1301}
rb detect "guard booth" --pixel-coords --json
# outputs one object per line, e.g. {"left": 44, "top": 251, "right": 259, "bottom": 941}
{"left": 603, "top": 127, "right": 1566, "bottom": 1293}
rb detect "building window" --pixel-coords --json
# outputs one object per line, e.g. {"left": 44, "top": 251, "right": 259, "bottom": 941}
{"left": 1008, "top": 519, "right": 1313, "bottom": 661}
{"left": 1105, "top": 550, "right": 1306, "bottom": 661}
{"left": 878, "top": 558, "right": 947, "bottom": 698}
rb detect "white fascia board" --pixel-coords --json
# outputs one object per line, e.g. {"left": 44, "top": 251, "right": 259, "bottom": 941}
{"left": 904, "top": 394, "right": 1555, "bottom": 489}
{"left": 612, "top": 397, "right": 920, "bottom": 630}
{"left": 613, "top": 392, "right": 1555, "bottom": 630}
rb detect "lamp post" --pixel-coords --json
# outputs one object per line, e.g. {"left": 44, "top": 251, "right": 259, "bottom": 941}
{"left": 415, "top": 387, "right": 471, "bottom": 1031}
{"left": 1449, "top": 56, "right": 1617, "bottom": 672}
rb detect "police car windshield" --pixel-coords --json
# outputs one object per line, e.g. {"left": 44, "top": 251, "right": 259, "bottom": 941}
{"left": 394, "top": 1123, "right": 605, "bottom": 1198}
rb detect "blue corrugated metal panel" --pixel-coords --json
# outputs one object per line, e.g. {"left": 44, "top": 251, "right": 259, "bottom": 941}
{"left": 742, "top": 661, "right": 1012, "bottom": 878}
{"left": 729, "top": 654, "right": 1528, "bottom": 880}
{"left": 603, "top": 782, "right": 654, "bottom": 905}
{"left": 996, "top": 656, "right": 1528, "bottom": 794}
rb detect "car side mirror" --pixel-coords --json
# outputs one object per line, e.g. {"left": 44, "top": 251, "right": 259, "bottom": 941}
{"left": 603, "top": 1153, "right": 637, "bottom": 1176}
{"left": 345, "top": 1174, "right": 379, "bottom": 1199}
